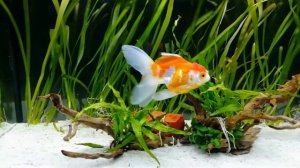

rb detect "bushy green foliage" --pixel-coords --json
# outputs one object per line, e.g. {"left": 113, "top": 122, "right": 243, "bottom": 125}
{"left": 190, "top": 82, "right": 262, "bottom": 118}
{"left": 189, "top": 119, "right": 244, "bottom": 152}
{"left": 189, "top": 119, "right": 223, "bottom": 151}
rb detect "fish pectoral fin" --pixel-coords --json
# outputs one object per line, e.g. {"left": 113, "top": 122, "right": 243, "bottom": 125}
{"left": 153, "top": 89, "right": 178, "bottom": 101}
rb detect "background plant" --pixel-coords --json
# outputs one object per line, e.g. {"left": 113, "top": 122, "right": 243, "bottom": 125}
{"left": 165, "top": 0, "right": 300, "bottom": 116}
{"left": 0, "top": 0, "right": 299, "bottom": 123}
{"left": 0, "top": 89, "right": 6, "bottom": 124}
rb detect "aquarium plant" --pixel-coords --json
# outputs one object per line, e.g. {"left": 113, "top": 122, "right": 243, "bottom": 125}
{"left": 1, "top": 0, "right": 299, "bottom": 122}
{"left": 0, "top": 89, "right": 5, "bottom": 124}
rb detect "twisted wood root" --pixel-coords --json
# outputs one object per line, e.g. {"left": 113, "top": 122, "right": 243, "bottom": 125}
{"left": 189, "top": 74, "right": 300, "bottom": 130}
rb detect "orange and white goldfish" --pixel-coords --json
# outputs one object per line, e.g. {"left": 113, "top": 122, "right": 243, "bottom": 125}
{"left": 122, "top": 45, "right": 210, "bottom": 107}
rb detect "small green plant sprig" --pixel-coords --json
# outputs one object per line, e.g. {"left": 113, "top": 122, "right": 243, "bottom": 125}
{"left": 190, "top": 82, "right": 252, "bottom": 117}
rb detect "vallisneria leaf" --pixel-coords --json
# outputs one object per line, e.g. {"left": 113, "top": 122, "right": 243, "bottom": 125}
{"left": 74, "top": 102, "right": 123, "bottom": 122}
{"left": 52, "top": 122, "right": 64, "bottom": 133}
{"left": 233, "top": 90, "right": 261, "bottom": 99}
{"left": 62, "top": 74, "right": 90, "bottom": 95}
{"left": 107, "top": 83, "right": 127, "bottom": 109}
{"left": 76, "top": 143, "right": 104, "bottom": 148}
{"left": 142, "top": 127, "right": 157, "bottom": 141}
{"left": 46, "top": 107, "right": 58, "bottom": 124}
{"left": 131, "top": 117, "right": 160, "bottom": 164}
{"left": 146, "top": 121, "right": 189, "bottom": 136}
{"left": 81, "top": 102, "right": 123, "bottom": 112}
{"left": 210, "top": 104, "right": 242, "bottom": 116}
{"left": 108, "top": 133, "right": 136, "bottom": 153}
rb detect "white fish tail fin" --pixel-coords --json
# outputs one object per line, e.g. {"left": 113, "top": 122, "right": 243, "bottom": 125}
{"left": 122, "top": 45, "right": 154, "bottom": 75}
{"left": 153, "top": 89, "right": 178, "bottom": 101}
{"left": 130, "top": 75, "right": 160, "bottom": 107}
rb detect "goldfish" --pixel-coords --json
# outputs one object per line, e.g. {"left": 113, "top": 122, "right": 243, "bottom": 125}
{"left": 122, "top": 45, "right": 210, "bottom": 107}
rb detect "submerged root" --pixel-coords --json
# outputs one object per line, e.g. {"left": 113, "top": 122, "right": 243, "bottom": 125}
{"left": 192, "top": 74, "right": 300, "bottom": 130}
{"left": 216, "top": 117, "right": 236, "bottom": 153}
{"left": 60, "top": 137, "right": 178, "bottom": 160}
{"left": 230, "top": 74, "right": 300, "bottom": 129}
{"left": 63, "top": 122, "right": 80, "bottom": 141}
{"left": 226, "top": 112, "right": 300, "bottom": 130}
{"left": 261, "top": 115, "right": 300, "bottom": 130}
{"left": 231, "top": 127, "right": 261, "bottom": 155}
{"left": 128, "top": 136, "right": 181, "bottom": 150}
{"left": 61, "top": 149, "right": 124, "bottom": 159}
{"left": 39, "top": 93, "right": 113, "bottom": 137}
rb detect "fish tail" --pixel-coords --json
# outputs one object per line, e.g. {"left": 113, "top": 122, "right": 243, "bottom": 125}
{"left": 131, "top": 75, "right": 160, "bottom": 107}
{"left": 122, "top": 45, "right": 163, "bottom": 106}
{"left": 122, "top": 45, "right": 154, "bottom": 75}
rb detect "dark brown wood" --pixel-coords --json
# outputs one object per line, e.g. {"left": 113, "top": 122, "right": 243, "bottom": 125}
{"left": 39, "top": 93, "right": 113, "bottom": 136}
{"left": 61, "top": 149, "right": 124, "bottom": 159}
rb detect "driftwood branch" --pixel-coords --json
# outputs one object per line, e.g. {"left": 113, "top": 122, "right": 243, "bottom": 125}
{"left": 40, "top": 74, "right": 300, "bottom": 158}
{"left": 186, "top": 93, "right": 207, "bottom": 120}
{"left": 40, "top": 94, "right": 123, "bottom": 159}
{"left": 39, "top": 93, "right": 114, "bottom": 136}
{"left": 226, "top": 74, "right": 300, "bottom": 129}
{"left": 61, "top": 149, "right": 124, "bottom": 159}
{"left": 60, "top": 136, "right": 179, "bottom": 159}
{"left": 63, "top": 122, "right": 80, "bottom": 141}
{"left": 191, "top": 74, "right": 300, "bottom": 130}
{"left": 40, "top": 93, "right": 180, "bottom": 159}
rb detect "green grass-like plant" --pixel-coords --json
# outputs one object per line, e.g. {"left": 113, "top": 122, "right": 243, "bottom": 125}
{"left": 0, "top": 0, "right": 299, "bottom": 125}
{"left": 0, "top": 88, "right": 5, "bottom": 124}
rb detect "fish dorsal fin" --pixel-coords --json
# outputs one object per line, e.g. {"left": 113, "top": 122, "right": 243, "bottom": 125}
{"left": 161, "top": 52, "right": 181, "bottom": 57}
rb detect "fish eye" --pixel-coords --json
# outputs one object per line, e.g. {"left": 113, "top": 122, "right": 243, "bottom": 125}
{"left": 201, "top": 73, "right": 206, "bottom": 78}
